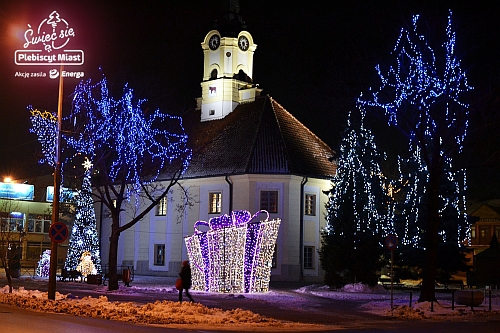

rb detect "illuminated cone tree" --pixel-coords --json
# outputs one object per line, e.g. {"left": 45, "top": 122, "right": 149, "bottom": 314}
{"left": 320, "top": 109, "right": 391, "bottom": 287}
{"left": 64, "top": 163, "right": 102, "bottom": 274}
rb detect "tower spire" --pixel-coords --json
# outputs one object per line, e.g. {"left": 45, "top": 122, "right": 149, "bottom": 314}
{"left": 213, "top": 0, "right": 246, "bottom": 37}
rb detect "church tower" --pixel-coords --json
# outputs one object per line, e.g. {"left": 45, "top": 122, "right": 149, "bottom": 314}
{"left": 198, "top": 1, "right": 262, "bottom": 122}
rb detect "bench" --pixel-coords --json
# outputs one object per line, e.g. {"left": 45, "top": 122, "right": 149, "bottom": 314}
{"left": 442, "top": 279, "right": 465, "bottom": 290}
{"left": 58, "top": 269, "right": 83, "bottom": 282}
{"left": 379, "top": 277, "right": 404, "bottom": 289}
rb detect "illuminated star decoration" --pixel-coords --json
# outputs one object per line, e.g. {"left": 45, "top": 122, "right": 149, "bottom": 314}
{"left": 185, "top": 210, "right": 280, "bottom": 293}
{"left": 82, "top": 158, "right": 93, "bottom": 171}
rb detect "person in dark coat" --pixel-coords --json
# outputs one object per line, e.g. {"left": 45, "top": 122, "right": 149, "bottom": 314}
{"left": 179, "top": 260, "right": 194, "bottom": 303}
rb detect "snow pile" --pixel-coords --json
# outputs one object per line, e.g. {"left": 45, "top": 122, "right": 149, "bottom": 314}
{"left": 294, "top": 284, "right": 500, "bottom": 321}
{"left": 0, "top": 285, "right": 327, "bottom": 331}
{"left": 0, "top": 285, "right": 273, "bottom": 325}
{"left": 340, "top": 282, "right": 386, "bottom": 293}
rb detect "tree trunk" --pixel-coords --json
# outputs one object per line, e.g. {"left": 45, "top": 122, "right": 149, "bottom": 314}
{"left": 1, "top": 256, "right": 13, "bottom": 293}
{"left": 418, "top": 164, "right": 441, "bottom": 302}
{"left": 107, "top": 229, "right": 120, "bottom": 291}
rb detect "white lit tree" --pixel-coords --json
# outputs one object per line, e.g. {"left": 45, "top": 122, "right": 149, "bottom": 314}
{"left": 394, "top": 136, "right": 469, "bottom": 282}
{"left": 320, "top": 109, "right": 391, "bottom": 287}
{"left": 358, "top": 11, "right": 472, "bottom": 301}
{"left": 36, "top": 249, "right": 51, "bottom": 277}
{"left": 64, "top": 159, "right": 101, "bottom": 274}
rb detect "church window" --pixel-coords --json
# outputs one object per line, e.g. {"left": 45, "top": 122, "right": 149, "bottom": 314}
{"left": 303, "top": 246, "right": 315, "bottom": 269}
{"left": 154, "top": 244, "right": 165, "bottom": 266}
{"left": 209, "top": 192, "right": 222, "bottom": 214}
{"left": 210, "top": 69, "right": 218, "bottom": 79}
{"left": 305, "top": 194, "right": 316, "bottom": 216}
{"left": 260, "top": 191, "right": 278, "bottom": 213}
{"left": 156, "top": 197, "right": 167, "bottom": 216}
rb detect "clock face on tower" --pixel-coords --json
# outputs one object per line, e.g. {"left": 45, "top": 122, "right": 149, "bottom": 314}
{"left": 238, "top": 36, "right": 249, "bottom": 51}
{"left": 209, "top": 34, "right": 220, "bottom": 50}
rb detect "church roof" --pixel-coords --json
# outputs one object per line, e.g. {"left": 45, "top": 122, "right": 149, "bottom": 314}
{"left": 180, "top": 95, "right": 336, "bottom": 179}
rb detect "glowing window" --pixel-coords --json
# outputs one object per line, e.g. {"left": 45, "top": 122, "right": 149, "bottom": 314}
{"left": 156, "top": 197, "right": 167, "bottom": 216}
{"left": 27, "top": 214, "right": 50, "bottom": 233}
{"left": 305, "top": 194, "right": 316, "bottom": 216}
{"left": 209, "top": 192, "right": 222, "bottom": 214}
{"left": 480, "top": 227, "right": 490, "bottom": 239}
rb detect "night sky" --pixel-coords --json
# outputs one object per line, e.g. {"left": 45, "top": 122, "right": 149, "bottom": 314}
{"left": 0, "top": 0, "right": 499, "bottom": 201}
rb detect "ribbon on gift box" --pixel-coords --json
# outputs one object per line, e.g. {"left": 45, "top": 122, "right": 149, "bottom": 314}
{"left": 193, "top": 210, "right": 269, "bottom": 234}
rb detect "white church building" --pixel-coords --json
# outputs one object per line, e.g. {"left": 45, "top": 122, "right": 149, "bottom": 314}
{"left": 98, "top": 7, "right": 336, "bottom": 283}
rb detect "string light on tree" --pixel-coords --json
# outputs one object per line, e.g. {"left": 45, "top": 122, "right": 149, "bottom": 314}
{"left": 29, "top": 108, "right": 57, "bottom": 167}
{"left": 30, "top": 69, "right": 192, "bottom": 291}
{"left": 36, "top": 250, "right": 51, "bottom": 277}
{"left": 357, "top": 10, "right": 472, "bottom": 301}
{"left": 64, "top": 157, "right": 101, "bottom": 274}
{"left": 320, "top": 108, "right": 391, "bottom": 287}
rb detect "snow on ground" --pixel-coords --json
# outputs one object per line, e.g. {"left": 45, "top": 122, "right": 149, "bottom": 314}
{"left": 295, "top": 282, "right": 500, "bottom": 320}
{"left": 0, "top": 284, "right": 329, "bottom": 332}
{"left": 1, "top": 279, "right": 500, "bottom": 331}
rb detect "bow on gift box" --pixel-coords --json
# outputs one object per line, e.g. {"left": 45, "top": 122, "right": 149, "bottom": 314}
{"left": 193, "top": 210, "right": 269, "bottom": 233}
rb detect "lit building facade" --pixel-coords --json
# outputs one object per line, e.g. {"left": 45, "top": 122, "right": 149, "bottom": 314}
{"left": 98, "top": 8, "right": 336, "bottom": 283}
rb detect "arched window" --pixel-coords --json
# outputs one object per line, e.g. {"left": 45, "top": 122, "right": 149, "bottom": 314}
{"left": 210, "top": 68, "right": 218, "bottom": 79}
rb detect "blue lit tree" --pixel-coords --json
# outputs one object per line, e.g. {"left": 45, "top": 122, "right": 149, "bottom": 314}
{"left": 320, "top": 109, "right": 391, "bottom": 287}
{"left": 30, "top": 72, "right": 192, "bottom": 291}
{"left": 358, "top": 11, "right": 472, "bottom": 301}
{"left": 67, "top": 73, "right": 192, "bottom": 291}
{"left": 64, "top": 163, "right": 102, "bottom": 275}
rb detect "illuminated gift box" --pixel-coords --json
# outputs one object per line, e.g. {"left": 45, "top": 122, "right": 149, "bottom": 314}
{"left": 185, "top": 210, "right": 280, "bottom": 293}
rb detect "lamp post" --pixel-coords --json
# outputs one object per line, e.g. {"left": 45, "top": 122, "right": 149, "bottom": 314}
{"left": 48, "top": 65, "right": 64, "bottom": 300}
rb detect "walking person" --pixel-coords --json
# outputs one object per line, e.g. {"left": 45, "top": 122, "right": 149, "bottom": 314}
{"left": 178, "top": 260, "right": 194, "bottom": 303}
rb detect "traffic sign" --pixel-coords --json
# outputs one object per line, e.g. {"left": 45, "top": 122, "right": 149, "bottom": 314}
{"left": 385, "top": 234, "right": 398, "bottom": 250}
{"left": 49, "top": 222, "right": 69, "bottom": 243}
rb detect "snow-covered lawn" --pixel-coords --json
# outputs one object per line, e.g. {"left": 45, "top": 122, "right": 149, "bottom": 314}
{"left": 1, "top": 280, "right": 500, "bottom": 331}
{"left": 296, "top": 282, "right": 500, "bottom": 320}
